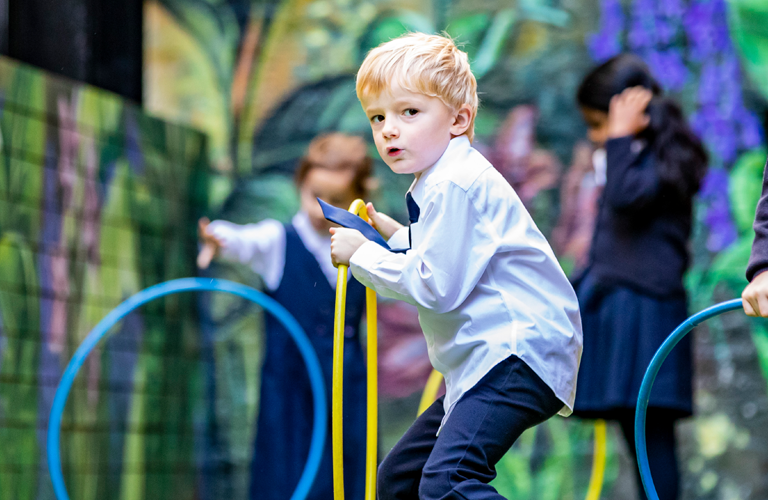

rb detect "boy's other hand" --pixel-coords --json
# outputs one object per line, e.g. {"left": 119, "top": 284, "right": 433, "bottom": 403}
{"left": 197, "top": 217, "right": 225, "bottom": 269}
{"left": 743, "top": 271, "right": 768, "bottom": 317}
{"left": 330, "top": 227, "right": 369, "bottom": 267}
{"left": 367, "top": 203, "right": 404, "bottom": 240}
{"left": 608, "top": 86, "right": 652, "bottom": 139}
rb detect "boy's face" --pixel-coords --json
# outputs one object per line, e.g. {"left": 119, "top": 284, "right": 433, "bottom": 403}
{"left": 362, "top": 82, "right": 465, "bottom": 177}
{"left": 299, "top": 167, "right": 360, "bottom": 233}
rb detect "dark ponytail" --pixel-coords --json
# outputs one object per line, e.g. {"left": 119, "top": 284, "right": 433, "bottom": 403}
{"left": 644, "top": 97, "right": 708, "bottom": 199}
{"left": 577, "top": 54, "right": 708, "bottom": 200}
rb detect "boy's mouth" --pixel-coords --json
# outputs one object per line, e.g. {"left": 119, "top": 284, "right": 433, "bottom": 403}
{"left": 387, "top": 147, "right": 403, "bottom": 157}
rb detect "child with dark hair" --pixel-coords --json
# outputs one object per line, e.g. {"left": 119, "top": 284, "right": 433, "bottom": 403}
{"left": 574, "top": 54, "right": 707, "bottom": 500}
{"left": 198, "top": 133, "right": 373, "bottom": 500}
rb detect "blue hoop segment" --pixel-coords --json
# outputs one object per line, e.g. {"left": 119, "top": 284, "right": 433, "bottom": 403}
{"left": 635, "top": 298, "right": 743, "bottom": 500}
{"left": 47, "top": 278, "right": 327, "bottom": 500}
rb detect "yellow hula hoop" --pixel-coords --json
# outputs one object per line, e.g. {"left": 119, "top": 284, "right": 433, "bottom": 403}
{"left": 332, "top": 199, "right": 378, "bottom": 500}
{"left": 417, "top": 369, "right": 443, "bottom": 416}
{"left": 416, "top": 374, "right": 607, "bottom": 499}
{"left": 585, "top": 419, "right": 607, "bottom": 500}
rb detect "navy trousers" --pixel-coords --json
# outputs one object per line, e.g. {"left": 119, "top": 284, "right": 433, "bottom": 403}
{"left": 378, "top": 355, "right": 563, "bottom": 500}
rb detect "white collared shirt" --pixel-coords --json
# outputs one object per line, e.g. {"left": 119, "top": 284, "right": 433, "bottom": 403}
{"left": 207, "top": 211, "right": 339, "bottom": 291}
{"left": 350, "top": 136, "right": 582, "bottom": 425}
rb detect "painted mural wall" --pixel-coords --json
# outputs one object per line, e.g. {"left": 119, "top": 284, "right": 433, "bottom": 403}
{"left": 0, "top": 56, "right": 210, "bottom": 499}
{"left": 143, "top": 0, "right": 768, "bottom": 499}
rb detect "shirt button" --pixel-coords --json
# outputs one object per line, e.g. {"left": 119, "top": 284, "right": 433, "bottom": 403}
{"left": 344, "top": 326, "right": 355, "bottom": 338}
{"left": 316, "top": 325, "right": 327, "bottom": 336}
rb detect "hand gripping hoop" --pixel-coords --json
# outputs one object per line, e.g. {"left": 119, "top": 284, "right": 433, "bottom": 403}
{"left": 47, "top": 278, "right": 327, "bottom": 500}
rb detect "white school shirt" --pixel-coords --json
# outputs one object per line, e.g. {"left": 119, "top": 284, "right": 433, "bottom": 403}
{"left": 207, "top": 211, "right": 340, "bottom": 291}
{"left": 350, "top": 136, "right": 582, "bottom": 426}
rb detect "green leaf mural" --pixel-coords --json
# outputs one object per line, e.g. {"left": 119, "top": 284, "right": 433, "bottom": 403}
{"left": 728, "top": 0, "right": 768, "bottom": 101}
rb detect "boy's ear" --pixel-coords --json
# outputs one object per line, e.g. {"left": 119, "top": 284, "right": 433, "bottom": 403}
{"left": 450, "top": 104, "right": 473, "bottom": 137}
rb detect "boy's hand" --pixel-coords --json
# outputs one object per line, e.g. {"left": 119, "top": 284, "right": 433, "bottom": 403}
{"left": 197, "top": 217, "right": 226, "bottom": 269}
{"left": 608, "top": 86, "right": 652, "bottom": 139}
{"left": 367, "top": 203, "right": 404, "bottom": 240}
{"left": 330, "top": 227, "right": 369, "bottom": 267}
{"left": 743, "top": 272, "right": 768, "bottom": 317}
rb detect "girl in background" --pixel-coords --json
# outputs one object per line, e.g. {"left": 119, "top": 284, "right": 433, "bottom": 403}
{"left": 198, "top": 133, "right": 374, "bottom": 500}
{"left": 573, "top": 54, "right": 707, "bottom": 500}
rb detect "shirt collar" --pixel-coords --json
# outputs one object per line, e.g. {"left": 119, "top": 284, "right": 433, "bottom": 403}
{"left": 292, "top": 210, "right": 329, "bottom": 253}
{"left": 408, "top": 135, "right": 471, "bottom": 202}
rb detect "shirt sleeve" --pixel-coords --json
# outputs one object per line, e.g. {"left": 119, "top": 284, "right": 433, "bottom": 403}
{"left": 349, "top": 184, "right": 497, "bottom": 314}
{"left": 207, "top": 219, "right": 286, "bottom": 290}
{"left": 603, "top": 136, "right": 660, "bottom": 213}
{"left": 387, "top": 227, "right": 410, "bottom": 250}
{"left": 747, "top": 159, "right": 768, "bottom": 281}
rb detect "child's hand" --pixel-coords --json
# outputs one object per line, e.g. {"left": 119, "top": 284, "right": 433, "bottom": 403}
{"left": 608, "top": 86, "right": 652, "bottom": 139}
{"left": 330, "top": 227, "right": 369, "bottom": 267}
{"left": 743, "top": 272, "right": 768, "bottom": 317}
{"left": 366, "top": 203, "right": 404, "bottom": 240}
{"left": 197, "top": 218, "right": 226, "bottom": 269}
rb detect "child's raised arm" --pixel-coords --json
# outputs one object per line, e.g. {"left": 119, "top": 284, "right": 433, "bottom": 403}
{"left": 196, "top": 218, "right": 286, "bottom": 290}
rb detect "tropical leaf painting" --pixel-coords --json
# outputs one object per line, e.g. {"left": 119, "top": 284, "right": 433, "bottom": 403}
{"left": 728, "top": 0, "right": 768, "bottom": 101}
{"left": 0, "top": 54, "right": 209, "bottom": 500}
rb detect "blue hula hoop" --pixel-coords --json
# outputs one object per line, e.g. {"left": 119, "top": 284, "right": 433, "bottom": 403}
{"left": 635, "top": 298, "right": 744, "bottom": 500}
{"left": 47, "top": 278, "right": 327, "bottom": 500}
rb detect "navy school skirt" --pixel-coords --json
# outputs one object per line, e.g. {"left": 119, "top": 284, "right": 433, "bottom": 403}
{"left": 573, "top": 272, "right": 693, "bottom": 419}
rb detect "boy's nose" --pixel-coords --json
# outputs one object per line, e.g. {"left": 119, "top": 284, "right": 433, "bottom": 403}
{"left": 382, "top": 122, "right": 399, "bottom": 138}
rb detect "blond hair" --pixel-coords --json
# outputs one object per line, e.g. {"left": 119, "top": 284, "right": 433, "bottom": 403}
{"left": 356, "top": 33, "right": 479, "bottom": 141}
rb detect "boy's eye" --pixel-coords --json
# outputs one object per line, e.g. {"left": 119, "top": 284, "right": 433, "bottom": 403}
{"left": 404, "top": 109, "right": 419, "bottom": 116}
{"left": 370, "top": 115, "right": 384, "bottom": 123}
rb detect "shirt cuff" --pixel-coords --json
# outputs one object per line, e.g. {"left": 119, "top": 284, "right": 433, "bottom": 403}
{"left": 349, "top": 240, "right": 391, "bottom": 287}
{"left": 207, "top": 220, "right": 241, "bottom": 261}
{"left": 387, "top": 227, "right": 410, "bottom": 250}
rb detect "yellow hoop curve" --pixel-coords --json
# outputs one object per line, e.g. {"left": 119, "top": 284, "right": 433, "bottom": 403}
{"left": 417, "top": 369, "right": 443, "bottom": 416}
{"left": 585, "top": 419, "right": 607, "bottom": 500}
{"left": 333, "top": 199, "right": 378, "bottom": 500}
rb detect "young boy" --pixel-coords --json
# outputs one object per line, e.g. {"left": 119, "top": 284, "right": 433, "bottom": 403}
{"left": 329, "top": 33, "right": 583, "bottom": 499}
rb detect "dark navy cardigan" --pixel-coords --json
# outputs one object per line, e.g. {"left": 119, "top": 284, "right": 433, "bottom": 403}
{"left": 587, "top": 136, "right": 693, "bottom": 297}
{"left": 747, "top": 159, "right": 768, "bottom": 281}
